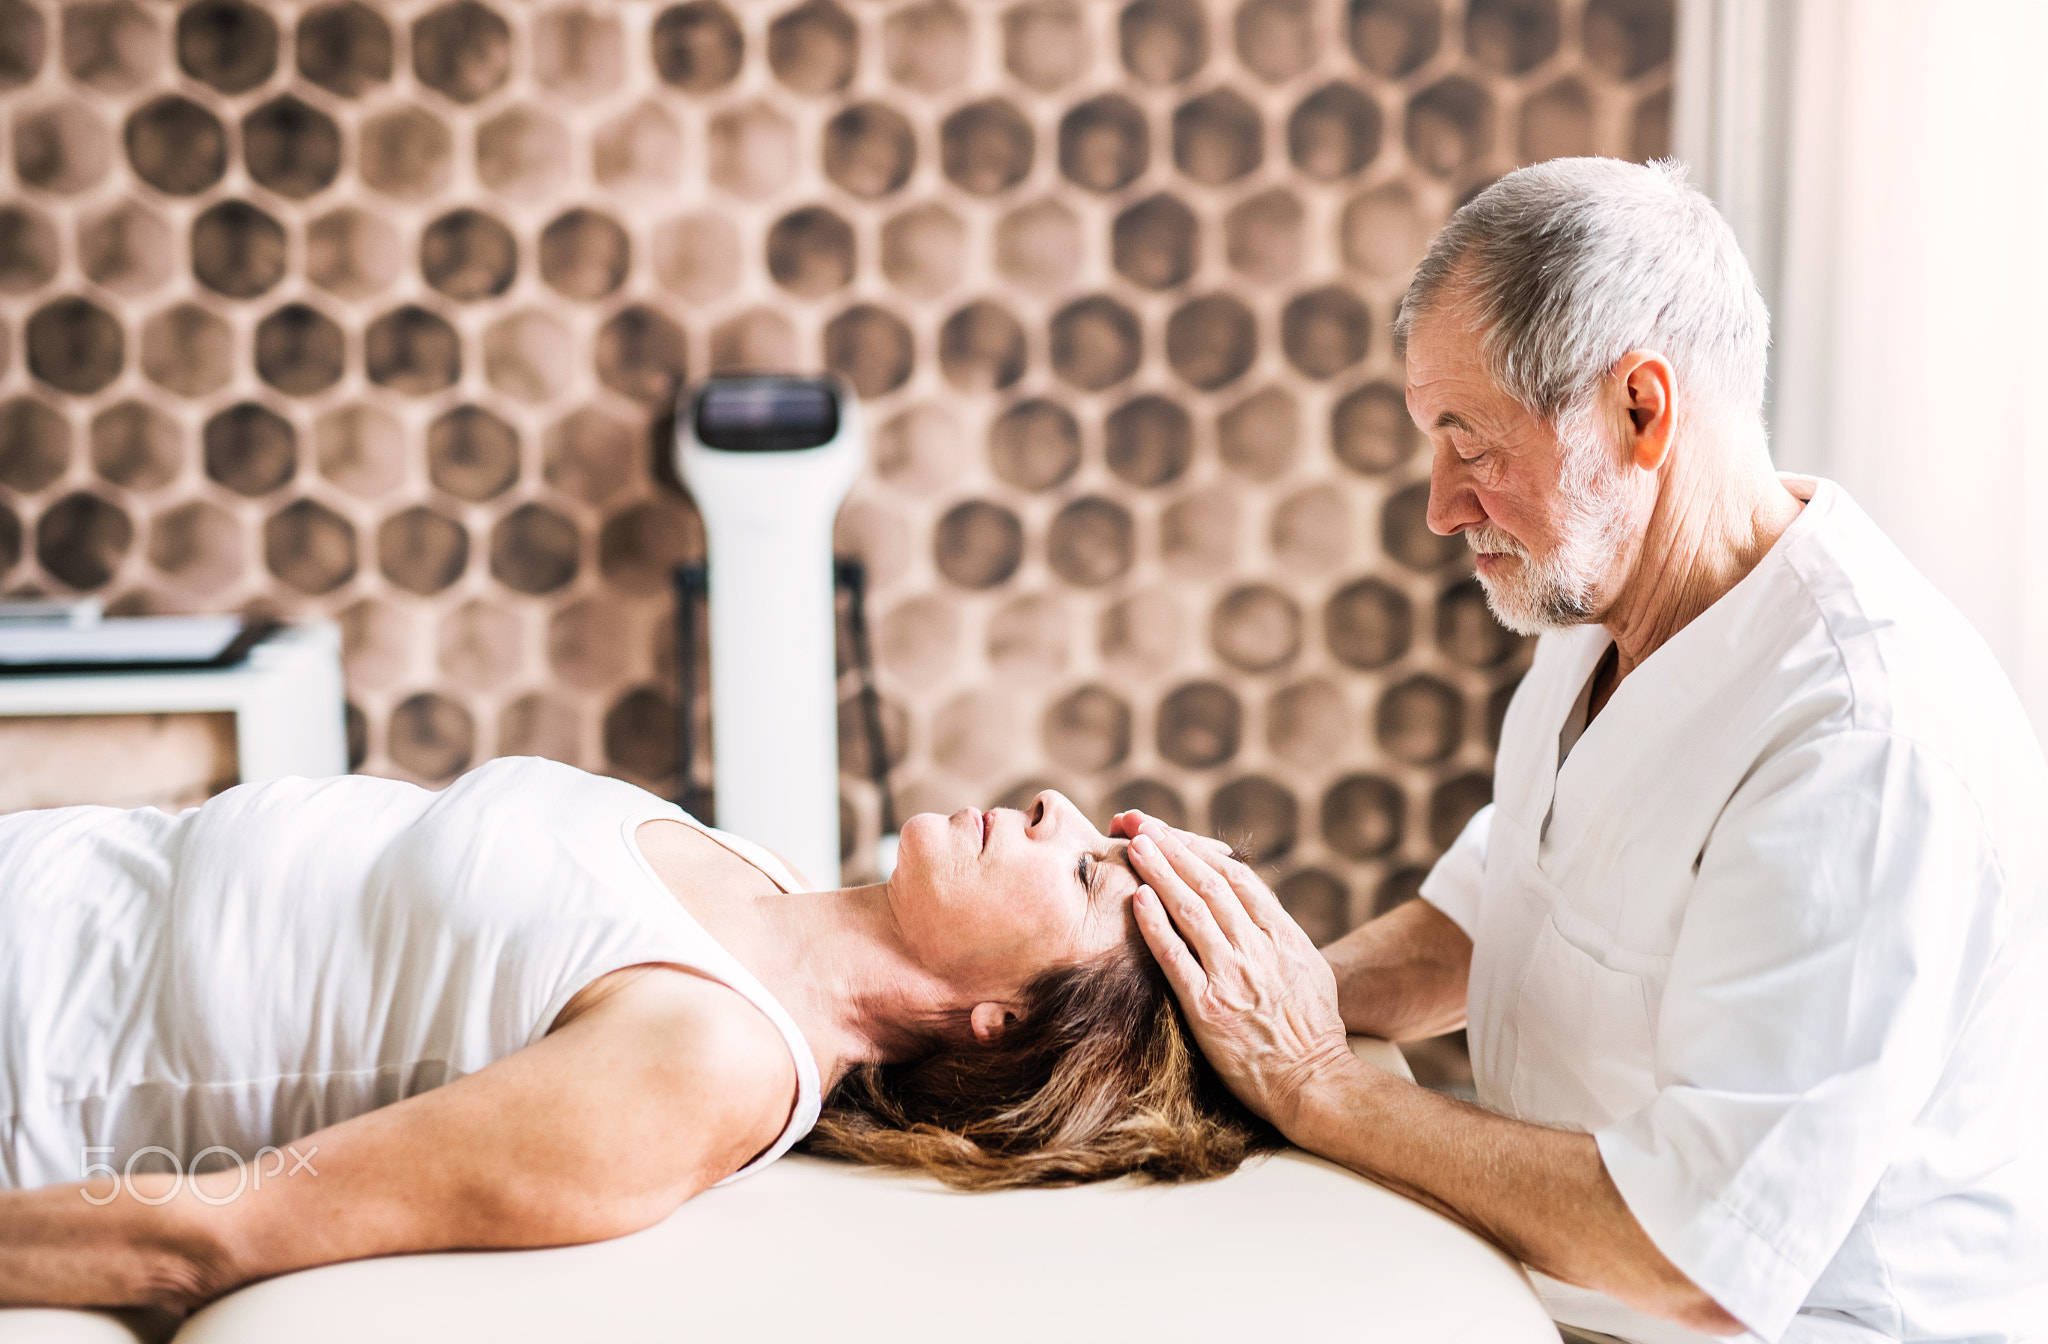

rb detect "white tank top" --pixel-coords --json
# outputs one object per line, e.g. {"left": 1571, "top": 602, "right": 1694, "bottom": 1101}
{"left": 0, "top": 756, "right": 823, "bottom": 1191}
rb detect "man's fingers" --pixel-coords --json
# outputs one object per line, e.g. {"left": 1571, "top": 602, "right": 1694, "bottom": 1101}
{"left": 1135, "top": 817, "right": 1284, "bottom": 935}
{"left": 1215, "top": 852, "right": 1293, "bottom": 935}
{"left": 1128, "top": 834, "right": 1238, "bottom": 969}
{"left": 1132, "top": 830, "right": 1259, "bottom": 949}
{"left": 1132, "top": 885, "right": 1206, "bottom": 1000}
{"left": 1113, "top": 811, "right": 1231, "bottom": 859}
{"left": 1147, "top": 817, "right": 1232, "bottom": 859}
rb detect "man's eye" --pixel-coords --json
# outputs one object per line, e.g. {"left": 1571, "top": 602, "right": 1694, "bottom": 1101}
{"left": 1077, "top": 854, "right": 1092, "bottom": 890}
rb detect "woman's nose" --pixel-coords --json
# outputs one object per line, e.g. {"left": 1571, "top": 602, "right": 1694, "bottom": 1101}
{"left": 1028, "top": 789, "right": 1100, "bottom": 843}
{"left": 1027, "top": 789, "right": 1073, "bottom": 837}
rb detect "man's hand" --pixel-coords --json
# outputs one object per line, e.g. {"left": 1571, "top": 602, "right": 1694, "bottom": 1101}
{"left": 1108, "top": 810, "right": 1234, "bottom": 861}
{"left": 1121, "top": 814, "right": 1356, "bottom": 1131}
{"left": 1115, "top": 810, "right": 1474, "bottom": 1043}
{"left": 1117, "top": 813, "right": 1743, "bottom": 1338}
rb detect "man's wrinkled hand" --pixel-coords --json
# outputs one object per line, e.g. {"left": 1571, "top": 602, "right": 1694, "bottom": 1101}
{"left": 1108, "top": 810, "right": 1234, "bottom": 861}
{"left": 1121, "top": 816, "right": 1354, "bottom": 1132}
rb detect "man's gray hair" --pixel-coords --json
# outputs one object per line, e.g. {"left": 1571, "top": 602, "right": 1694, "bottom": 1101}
{"left": 1393, "top": 158, "right": 1769, "bottom": 423}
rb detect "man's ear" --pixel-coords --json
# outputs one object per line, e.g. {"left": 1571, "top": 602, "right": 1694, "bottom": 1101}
{"left": 1614, "top": 350, "right": 1676, "bottom": 471}
{"left": 969, "top": 1001, "right": 1019, "bottom": 1044}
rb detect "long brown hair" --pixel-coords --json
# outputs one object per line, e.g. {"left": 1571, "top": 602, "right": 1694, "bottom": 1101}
{"left": 801, "top": 941, "right": 1281, "bottom": 1190}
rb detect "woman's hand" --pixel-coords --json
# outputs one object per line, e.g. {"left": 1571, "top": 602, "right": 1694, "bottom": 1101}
{"left": 1121, "top": 816, "right": 1356, "bottom": 1133}
{"left": 0, "top": 1175, "right": 243, "bottom": 1315}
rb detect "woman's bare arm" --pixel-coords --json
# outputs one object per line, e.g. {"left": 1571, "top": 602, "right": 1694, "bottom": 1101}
{"left": 0, "top": 968, "right": 796, "bottom": 1314}
{"left": 1319, "top": 898, "right": 1473, "bottom": 1041}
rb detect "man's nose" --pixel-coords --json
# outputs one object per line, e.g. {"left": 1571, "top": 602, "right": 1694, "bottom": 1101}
{"left": 1426, "top": 445, "right": 1483, "bottom": 537}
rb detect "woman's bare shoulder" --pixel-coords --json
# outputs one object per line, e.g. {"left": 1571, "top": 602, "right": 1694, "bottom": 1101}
{"left": 562, "top": 964, "right": 798, "bottom": 1106}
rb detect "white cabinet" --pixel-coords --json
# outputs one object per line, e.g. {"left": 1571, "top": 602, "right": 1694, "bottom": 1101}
{"left": 0, "top": 623, "right": 348, "bottom": 811}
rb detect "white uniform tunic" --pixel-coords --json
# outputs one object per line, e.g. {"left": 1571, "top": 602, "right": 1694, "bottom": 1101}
{"left": 0, "top": 756, "right": 823, "bottom": 1192}
{"left": 1422, "top": 478, "right": 2048, "bottom": 1343}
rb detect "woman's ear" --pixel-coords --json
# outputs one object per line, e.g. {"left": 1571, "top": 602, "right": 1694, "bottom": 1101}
{"left": 969, "top": 1001, "right": 1019, "bottom": 1043}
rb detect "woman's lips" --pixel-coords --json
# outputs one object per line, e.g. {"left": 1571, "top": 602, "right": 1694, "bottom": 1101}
{"left": 962, "top": 806, "right": 989, "bottom": 851}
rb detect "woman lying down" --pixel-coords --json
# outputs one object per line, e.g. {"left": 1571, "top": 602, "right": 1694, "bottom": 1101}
{"left": 0, "top": 756, "right": 1275, "bottom": 1313}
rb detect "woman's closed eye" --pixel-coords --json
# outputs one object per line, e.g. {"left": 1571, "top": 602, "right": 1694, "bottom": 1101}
{"left": 1079, "top": 843, "right": 1133, "bottom": 901}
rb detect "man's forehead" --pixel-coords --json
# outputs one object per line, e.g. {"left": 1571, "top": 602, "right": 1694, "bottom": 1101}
{"left": 1405, "top": 300, "right": 1485, "bottom": 368}
{"left": 1404, "top": 318, "right": 1488, "bottom": 417}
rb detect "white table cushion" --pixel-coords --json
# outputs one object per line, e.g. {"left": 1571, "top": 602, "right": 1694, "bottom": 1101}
{"left": 1, "top": 1040, "right": 1554, "bottom": 1344}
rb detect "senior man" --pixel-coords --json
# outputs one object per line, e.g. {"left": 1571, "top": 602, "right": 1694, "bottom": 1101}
{"left": 1115, "top": 157, "right": 2047, "bottom": 1344}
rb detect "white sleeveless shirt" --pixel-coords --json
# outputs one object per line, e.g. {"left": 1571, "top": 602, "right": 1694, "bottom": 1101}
{"left": 0, "top": 756, "right": 823, "bottom": 1192}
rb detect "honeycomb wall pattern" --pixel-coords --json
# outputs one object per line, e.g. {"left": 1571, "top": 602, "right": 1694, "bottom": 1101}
{"left": 0, "top": 0, "right": 1671, "bottom": 930}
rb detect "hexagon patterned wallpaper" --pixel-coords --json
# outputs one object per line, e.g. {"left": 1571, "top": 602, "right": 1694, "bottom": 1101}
{"left": 0, "top": 0, "right": 1671, "bottom": 931}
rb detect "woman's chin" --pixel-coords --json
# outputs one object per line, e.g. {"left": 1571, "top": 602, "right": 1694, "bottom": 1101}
{"left": 891, "top": 814, "right": 949, "bottom": 879}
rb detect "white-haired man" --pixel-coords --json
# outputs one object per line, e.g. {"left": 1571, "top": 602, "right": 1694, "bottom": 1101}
{"left": 1117, "top": 158, "right": 2047, "bottom": 1343}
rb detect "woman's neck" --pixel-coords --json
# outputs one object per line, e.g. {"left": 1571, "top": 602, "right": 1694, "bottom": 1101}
{"left": 648, "top": 839, "right": 953, "bottom": 1088}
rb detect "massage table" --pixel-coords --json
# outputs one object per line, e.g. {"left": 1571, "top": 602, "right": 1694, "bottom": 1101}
{"left": 0, "top": 1041, "right": 1557, "bottom": 1343}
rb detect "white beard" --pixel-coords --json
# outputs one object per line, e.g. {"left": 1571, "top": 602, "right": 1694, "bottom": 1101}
{"left": 1465, "top": 416, "right": 1635, "bottom": 637}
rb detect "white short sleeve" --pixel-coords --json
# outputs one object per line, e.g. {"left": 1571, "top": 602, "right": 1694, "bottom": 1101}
{"left": 1418, "top": 803, "right": 1492, "bottom": 939}
{"left": 1594, "top": 732, "right": 2008, "bottom": 1340}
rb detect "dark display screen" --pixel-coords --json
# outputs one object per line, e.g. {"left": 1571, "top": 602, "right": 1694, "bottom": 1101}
{"left": 693, "top": 379, "right": 841, "bottom": 452}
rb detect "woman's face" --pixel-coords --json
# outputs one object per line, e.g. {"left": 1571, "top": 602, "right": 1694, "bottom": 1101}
{"left": 889, "top": 790, "right": 1140, "bottom": 1002}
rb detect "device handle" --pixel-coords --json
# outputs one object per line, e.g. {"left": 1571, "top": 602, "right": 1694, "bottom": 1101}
{"left": 672, "top": 559, "right": 900, "bottom": 858}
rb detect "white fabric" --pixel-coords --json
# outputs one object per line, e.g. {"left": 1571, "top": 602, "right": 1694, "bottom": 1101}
{"left": 1420, "top": 477, "right": 2048, "bottom": 1343}
{"left": 0, "top": 756, "right": 822, "bottom": 1193}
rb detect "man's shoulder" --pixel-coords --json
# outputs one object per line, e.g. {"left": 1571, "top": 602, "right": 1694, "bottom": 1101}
{"left": 1775, "top": 489, "right": 2034, "bottom": 754}
{"left": 1733, "top": 493, "right": 2048, "bottom": 880}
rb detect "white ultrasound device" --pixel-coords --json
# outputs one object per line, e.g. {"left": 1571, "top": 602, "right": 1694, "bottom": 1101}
{"left": 675, "top": 377, "right": 864, "bottom": 892}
